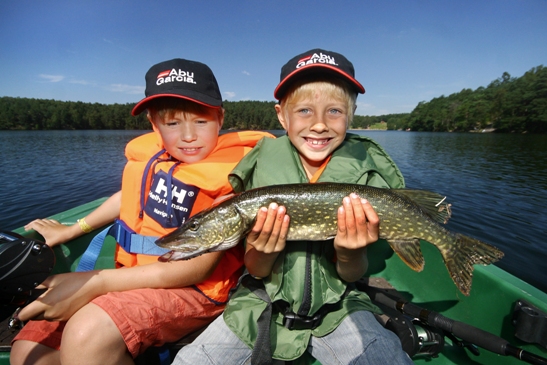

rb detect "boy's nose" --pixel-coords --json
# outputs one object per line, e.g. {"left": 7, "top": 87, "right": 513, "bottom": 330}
{"left": 310, "top": 116, "right": 329, "bottom": 132}
{"left": 181, "top": 124, "right": 197, "bottom": 141}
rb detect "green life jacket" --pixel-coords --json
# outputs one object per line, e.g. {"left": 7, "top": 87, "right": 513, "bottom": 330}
{"left": 224, "top": 133, "right": 405, "bottom": 361}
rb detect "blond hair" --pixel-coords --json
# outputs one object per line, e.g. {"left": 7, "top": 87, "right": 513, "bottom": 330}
{"left": 279, "top": 78, "right": 357, "bottom": 122}
{"left": 146, "top": 98, "right": 224, "bottom": 122}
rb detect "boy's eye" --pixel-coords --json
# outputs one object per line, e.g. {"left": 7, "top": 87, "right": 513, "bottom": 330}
{"left": 328, "top": 108, "right": 342, "bottom": 114}
{"left": 298, "top": 108, "right": 310, "bottom": 114}
{"left": 165, "top": 121, "right": 179, "bottom": 127}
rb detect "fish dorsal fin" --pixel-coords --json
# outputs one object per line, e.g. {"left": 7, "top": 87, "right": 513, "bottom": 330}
{"left": 394, "top": 189, "right": 452, "bottom": 224}
{"left": 387, "top": 238, "right": 424, "bottom": 272}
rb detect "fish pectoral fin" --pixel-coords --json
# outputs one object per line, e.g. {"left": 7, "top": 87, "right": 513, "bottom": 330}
{"left": 387, "top": 238, "right": 425, "bottom": 272}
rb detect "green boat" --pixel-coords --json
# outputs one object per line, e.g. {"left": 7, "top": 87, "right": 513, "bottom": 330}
{"left": 1, "top": 197, "right": 547, "bottom": 365}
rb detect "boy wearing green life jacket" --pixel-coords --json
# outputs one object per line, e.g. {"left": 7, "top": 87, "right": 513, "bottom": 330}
{"left": 172, "top": 49, "right": 413, "bottom": 364}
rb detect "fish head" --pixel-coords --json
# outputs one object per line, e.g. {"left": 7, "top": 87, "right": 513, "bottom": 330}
{"left": 155, "top": 203, "right": 249, "bottom": 261}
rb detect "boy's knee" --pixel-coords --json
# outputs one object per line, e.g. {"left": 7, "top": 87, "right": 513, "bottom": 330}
{"left": 61, "top": 303, "right": 120, "bottom": 350}
{"left": 363, "top": 331, "right": 412, "bottom": 364}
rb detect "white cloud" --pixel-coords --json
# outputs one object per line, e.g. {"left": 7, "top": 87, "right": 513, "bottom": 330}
{"left": 39, "top": 74, "right": 64, "bottom": 83}
{"left": 242, "top": 71, "right": 251, "bottom": 76}
{"left": 224, "top": 91, "right": 236, "bottom": 99}
{"left": 107, "top": 84, "right": 144, "bottom": 94}
{"left": 69, "top": 79, "right": 93, "bottom": 86}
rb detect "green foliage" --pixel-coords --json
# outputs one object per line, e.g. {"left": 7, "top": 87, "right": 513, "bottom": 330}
{"left": 404, "top": 65, "right": 547, "bottom": 133}
{"left": 351, "top": 113, "right": 409, "bottom": 131}
{"left": 222, "top": 100, "right": 278, "bottom": 130}
{"left": 0, "top": 98, "right": 150, "bottom": 130}
{"left": 2, "top": 65, "right": 546, "bottom": 133}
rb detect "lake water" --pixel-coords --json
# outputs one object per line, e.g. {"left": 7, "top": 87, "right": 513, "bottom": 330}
{"left": 1, "top": 130, "right": 546, "bottom": 293}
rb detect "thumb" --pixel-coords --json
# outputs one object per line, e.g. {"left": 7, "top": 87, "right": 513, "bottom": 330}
{"left": 17, "top": 296, "right": 48, "bottom": 321}
{"left": 16, "top": 278, "right": 54, "bottom": 321}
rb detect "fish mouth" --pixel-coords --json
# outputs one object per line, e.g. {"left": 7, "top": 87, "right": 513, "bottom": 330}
{"left": 155, "top": 232, "right": 196, "bottom": 250}
{"left": 159, "top": 250, "right": 205, "bottom": 262}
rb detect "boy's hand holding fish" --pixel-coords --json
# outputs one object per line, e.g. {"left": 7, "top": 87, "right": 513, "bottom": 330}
{"left": 334, "top": 194, "right": 379, "bottom": 283}
{"left": 244, "top": 193, "right": 379, "bottom": 281}
{"left": 244, "top": 203, "right": 290, "bottom": 278}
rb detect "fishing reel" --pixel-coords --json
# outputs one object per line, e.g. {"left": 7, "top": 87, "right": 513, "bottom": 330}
{"left": 383, "top": 312, "right": 445, "bottom": 358}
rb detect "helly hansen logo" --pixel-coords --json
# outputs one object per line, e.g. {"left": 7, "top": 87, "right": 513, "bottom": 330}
{"left": 153, "top": 177, "right": 193, "bottom": 204}
{"left": 296, "top": 52, "right": 337, "bottom": 69}
{"left": 145, "top": 170, "right": 199, "bottom": 228}
{"left": 156, "top": 69, "right": 196, "bottom": 86}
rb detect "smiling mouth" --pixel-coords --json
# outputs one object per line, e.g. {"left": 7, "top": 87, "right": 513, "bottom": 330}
{"left": 304, "top": 137, "right": 331, "bottom": 145}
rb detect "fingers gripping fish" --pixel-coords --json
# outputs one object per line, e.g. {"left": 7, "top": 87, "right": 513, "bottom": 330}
{"left": 155, "top": 183, "right": 504, "bottom": 296}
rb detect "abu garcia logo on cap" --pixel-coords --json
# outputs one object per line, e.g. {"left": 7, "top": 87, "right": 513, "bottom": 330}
{"left": 156, "top": 69, "right": 196, "bottom": 86}
{"left": 296, "top": 52, "right": 338, "bottom": 69}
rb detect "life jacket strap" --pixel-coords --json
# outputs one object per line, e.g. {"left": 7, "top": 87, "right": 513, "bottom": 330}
{"left": 274, "top": 301, "right": 324, "bottom": 330}
{"left": 75, "top": 220, "right": 169, "bottom": 272}
{"left": 240, "top": 274, "right": 354, "bottom": 364}
{"left": 240, "top": 274, "right": 273, "bottom": 365}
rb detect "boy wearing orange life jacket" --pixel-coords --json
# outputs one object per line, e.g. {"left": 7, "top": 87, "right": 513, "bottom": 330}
{"left": 11, "top": 58, "right": 273, "bottom": 365}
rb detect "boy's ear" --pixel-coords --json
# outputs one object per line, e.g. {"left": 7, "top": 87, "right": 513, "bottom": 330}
{"left": 217, "top": 108, "right": 225, "bottom": 130}
{"left": 147, "top": 112, "right": 156, "bottom": 125}
{"left": 275, "top": 104, "right": 288, "bottom": 130}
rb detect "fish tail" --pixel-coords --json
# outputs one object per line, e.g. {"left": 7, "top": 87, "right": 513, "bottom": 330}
{"left": 443, "top": 234, "right": 504, "bottom": 296}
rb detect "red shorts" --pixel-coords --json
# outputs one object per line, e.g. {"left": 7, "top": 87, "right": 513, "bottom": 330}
{"left": 12, "top": 286, "right": 224, "bottom": 358}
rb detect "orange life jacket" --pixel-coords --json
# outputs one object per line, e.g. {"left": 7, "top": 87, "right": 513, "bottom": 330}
{"left": 117, "top": 130, "right": 274, "bottom": 302}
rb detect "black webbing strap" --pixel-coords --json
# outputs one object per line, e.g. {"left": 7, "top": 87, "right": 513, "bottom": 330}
{"left": 241, "top": 275, "right": 273, "bottom": 365}
{"left": 241, "top": 276, "right": 355, "bottom": 365}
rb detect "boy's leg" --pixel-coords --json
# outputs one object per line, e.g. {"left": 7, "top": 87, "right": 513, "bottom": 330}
{"left": 308, "top": 311, "right": 414, "bottom": 365}
{"left": 10, "top": 341, "right": 60, "bottom": 365}
{"left": 89, "top": 287, "right": 224, "bottom": 358}
{"left": 173, "top": 314, "right": 260, "bottom": 365}
{"left": 11, "top": 320, "right": 65, "bottom": 365}
{"left": 61, "top": 303, "right": 133, "bottom": 365}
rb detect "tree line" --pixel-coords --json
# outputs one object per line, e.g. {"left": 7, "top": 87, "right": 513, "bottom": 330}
{"left": 0, "top": 97, "right": 280, "bottom": 131}
{"left": 402, "top": 65, "right": 547, "bottom": 133}
{"left": 1, "top": 64, "right": 545, "bottom": 133}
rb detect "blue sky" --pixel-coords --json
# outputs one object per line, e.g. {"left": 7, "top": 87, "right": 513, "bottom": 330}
{"left": 1, "top": 0, "right": 546, "bottom": 117}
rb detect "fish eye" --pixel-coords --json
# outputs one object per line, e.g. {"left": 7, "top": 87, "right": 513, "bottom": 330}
{"left": 189, "top": 221, "right": 200, "bottom": 231}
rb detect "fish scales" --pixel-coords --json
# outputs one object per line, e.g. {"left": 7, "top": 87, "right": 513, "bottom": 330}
{"left": 156, "top": 182, "right": 504, "bottom": 295}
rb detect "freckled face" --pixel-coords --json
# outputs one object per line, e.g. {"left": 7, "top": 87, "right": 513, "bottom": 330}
{"left": 276, "top": 91, "right": 348, "bottom": 177}
{"left": 152, "top": 108, "right": 223, "bottom": 163}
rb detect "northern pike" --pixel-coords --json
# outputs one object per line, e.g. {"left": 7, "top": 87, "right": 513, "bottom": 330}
{"left": 156, "top": 183, "right": 504, "bottom": 295}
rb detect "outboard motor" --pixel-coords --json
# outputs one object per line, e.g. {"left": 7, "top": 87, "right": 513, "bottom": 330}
{"left": 0, "top": 231, "right": 55, "bottom": 310}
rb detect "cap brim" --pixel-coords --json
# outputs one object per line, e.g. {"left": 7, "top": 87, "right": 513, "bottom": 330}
{"left": 274, "top": 64, "right": 365, "bottom": 100}
{"left": 131, "top": 93, "right": 222, "bottom": 116}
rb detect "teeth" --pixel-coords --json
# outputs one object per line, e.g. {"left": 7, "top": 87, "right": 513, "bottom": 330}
{"left": 308, "top": 139, "right": 328, "bottom": 145}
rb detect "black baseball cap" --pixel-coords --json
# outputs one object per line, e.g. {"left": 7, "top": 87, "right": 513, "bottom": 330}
{"left": 274, "top": 48, "right": 365, "bottom": 100}
{"left": 132, "top": 58, "right": 222, "bottom": 116}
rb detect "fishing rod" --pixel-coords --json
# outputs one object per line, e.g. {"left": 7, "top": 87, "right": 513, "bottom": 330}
{"left": 366, "top": 286, "right": 547, "bottom": 365}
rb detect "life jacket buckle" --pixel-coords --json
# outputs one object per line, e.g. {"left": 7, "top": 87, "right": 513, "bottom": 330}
{"left": 282, "top": 311, "right": 323, "bottom": 330}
